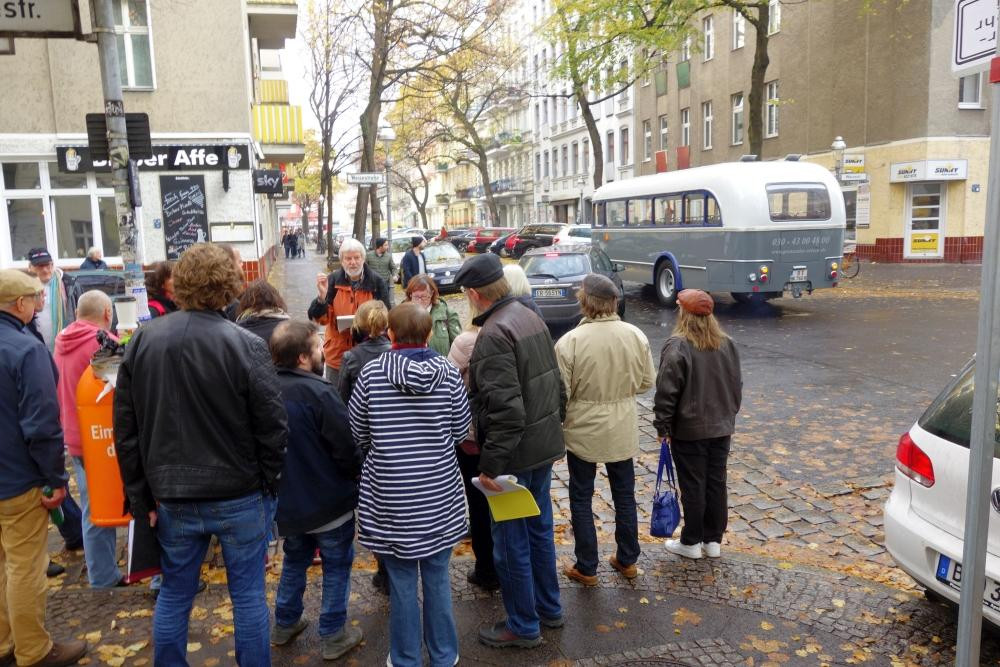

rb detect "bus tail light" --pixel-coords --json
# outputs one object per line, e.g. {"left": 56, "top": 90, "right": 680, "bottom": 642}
{"left": 759, "top": 266, "right": 769, "bottom": 284}
{"left": 829, "top": 270, "right": 838, "bottom": 280}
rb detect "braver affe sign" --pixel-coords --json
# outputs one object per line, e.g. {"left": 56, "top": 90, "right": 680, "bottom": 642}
{"left": 0, "top": 0, "right": 81, "bottom": 38}
{"left": 57, "top": 144, "right": 252, "bottom": 173}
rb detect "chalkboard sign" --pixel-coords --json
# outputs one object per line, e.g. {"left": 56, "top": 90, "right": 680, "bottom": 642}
{"left": 160, "top": 175, "right": 208, "bottom": 260}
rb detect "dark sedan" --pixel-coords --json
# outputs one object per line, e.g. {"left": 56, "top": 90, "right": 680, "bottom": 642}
{"left": 421, "top": 241, "right": 466, "bottom": 293}
{"left": 519, "top": 244, "right": 625, "bottom": 337}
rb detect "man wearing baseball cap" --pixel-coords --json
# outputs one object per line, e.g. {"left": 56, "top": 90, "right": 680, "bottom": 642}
{"left": 0, "top": 270, "right": 88, "bottom": 667}
{"left": 455, "top": 253, "right": 566, "bottom": 649}
{"left": 25, "top": 248, "right": 72, "bottom": 353}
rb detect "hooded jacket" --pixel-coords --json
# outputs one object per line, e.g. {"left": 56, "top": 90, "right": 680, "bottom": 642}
{"left": 338, "top": 334, "right": 391, "bottom": 404}
{"left": 348, "top": 347, "right": 470, "bottom": 559}
{"left": 53, "top": 319, "right": 108, "bottom": 456}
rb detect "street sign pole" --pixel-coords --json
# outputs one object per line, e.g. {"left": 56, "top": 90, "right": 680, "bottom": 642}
{"left": 385, "top": 157, "right": 392, "bottom": 249}
{"left": 956, "top": 39, "right": 1000, "bottom": 667}
{"left": 93, "top": 0, "right": 146, "bottom": 316}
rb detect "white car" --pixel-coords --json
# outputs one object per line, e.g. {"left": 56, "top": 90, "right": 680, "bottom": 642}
{"left": 553, "top": 224, "right": 592, "bottom": 245}
{"left": 883, "top": 358, "right": 1000, "bottom": 623}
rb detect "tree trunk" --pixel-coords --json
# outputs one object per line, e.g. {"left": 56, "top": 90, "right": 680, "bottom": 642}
{"left": 324, "top": 178, "right": 334, "bottom": 257}
{"left": 475, "top": 152, "right": 498, "bottom": 224}
{"left": 369, "top": 184, "right": 381, "bottom": 243}
{"left": 577, "top": 89, "right": 604, "bottom": 189}
{"left": 747, "top": 4, "right": 771, "bottom": 159}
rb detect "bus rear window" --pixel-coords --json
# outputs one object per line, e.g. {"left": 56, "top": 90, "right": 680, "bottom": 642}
{"left": 766, "top": 183, "right": 831, "bottom": 221}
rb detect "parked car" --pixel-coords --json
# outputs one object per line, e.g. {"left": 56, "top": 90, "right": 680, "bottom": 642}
{"left": 448, "top": 228, "right": 480, "bottom": 253}
{"left": 490, "top": 232, "right": 515, "bottom": 257}
{"left": 468, "top": 227, "right": 515, "bottom": 254}
{"left": 518, "top": 244, "right": 625, "bottom": 337}
{"left": 510, "top": 222, "right": 566, "bottom": 258}
{"left": 420, "top": 241, "right": 466, "bottom": 293}
{"left": 553, "top": 224, "right": 592, "bottom": 245}
{"left": 883, "top": 357, "right": 1000, "bottom": 623}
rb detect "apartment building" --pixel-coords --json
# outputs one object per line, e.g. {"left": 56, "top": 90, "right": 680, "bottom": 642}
{"left": 634, "top": 0, "right": 989, "bottom": 262}
{"left": 0, "top": 0, "right": 305, "bottom": 278}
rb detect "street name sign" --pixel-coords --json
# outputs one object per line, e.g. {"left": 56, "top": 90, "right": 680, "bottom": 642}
{"left": 347, "top": 172, "right": 386, "bottom": 185}
{"left": 953, "top": 0, "right": 998, "bottom": 74}
{"left": 0, "top": 0, "right": 81, "bottom": 39}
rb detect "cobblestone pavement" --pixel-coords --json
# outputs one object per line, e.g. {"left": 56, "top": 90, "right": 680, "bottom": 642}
{"left": 37, "top": 251, "right": 992, "bottom": 665}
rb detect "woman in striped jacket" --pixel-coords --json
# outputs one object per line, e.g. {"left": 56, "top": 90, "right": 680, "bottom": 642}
{"left": 348, "top": 302, "right": 471, "bottom": 667}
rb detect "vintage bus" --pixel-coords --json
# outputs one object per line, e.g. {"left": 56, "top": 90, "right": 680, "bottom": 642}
{"left": 592, "top": 160, "right": 846, "bottom": 305}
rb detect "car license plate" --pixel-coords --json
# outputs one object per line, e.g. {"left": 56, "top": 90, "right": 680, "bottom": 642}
{"left": 534, "top": 288, "right": 565, "bottom": 298}
{"left": 439, "top": 277, "right": 454, "bottom": 285}
{"left": 790, "top": 267, "right": 808, "bottom": 282}
{"left": 936, "top": 554, "right": 1000, "bottom": 612}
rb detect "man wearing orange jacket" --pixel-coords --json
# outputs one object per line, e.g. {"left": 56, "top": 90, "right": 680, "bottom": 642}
{"left": 308, "top": 238, "right": 391, "bottom": 386}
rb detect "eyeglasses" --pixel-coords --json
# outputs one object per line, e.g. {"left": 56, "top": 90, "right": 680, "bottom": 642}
{"left": 32, "top": 291, "right": 44, "bottom": 301}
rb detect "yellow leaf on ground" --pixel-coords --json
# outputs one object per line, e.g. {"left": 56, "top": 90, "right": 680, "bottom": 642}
{"left": 672, "top": 608, "right": 702, "bottom": 626}
{"left": 190, "top": 607, "right": 208, "bottom": 620}
{"left": 125, "top": 640, "right": 148, "bottom": 652}
{"left": 84, "top": 630, "right": 102, "bottom": 643}
{"left": 760, "top": 621, "right": 774, "bottom": 631}
{"left": 595, "top": 624, "right": 611, "bottom": 633}
{"left": 204, "top": 659, "right": 220, "bottom": 667}
{"left": 795, "top": 650, "right": 808, "bottom": 657}
{"left": 618, "top": 607, "right": 628, "bottom": 613}
{"left": 187, "top": 643, "right": 202, "bottom": 653}
{"left": 105, "top": 657, "right": 124, "bottom": 667}
{"left": 832, "top": 599, "right": 845, "bottom": 608}
{"left": 614, "top": 621, "right": 626, "bottom": 629}
{"left": 639, "top": 597, "right": 649, "bottom": 604}
{"left": 777, "top": 562, "right": 794, "bottom": 570}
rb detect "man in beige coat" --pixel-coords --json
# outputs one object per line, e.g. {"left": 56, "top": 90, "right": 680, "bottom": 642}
{"left": 555, "top": 274, "right": 655, "bottom": 586}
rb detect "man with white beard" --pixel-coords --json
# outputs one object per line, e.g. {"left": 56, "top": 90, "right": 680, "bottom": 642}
{"left": 308, "top": 238, "right": 390, "bottom": 386}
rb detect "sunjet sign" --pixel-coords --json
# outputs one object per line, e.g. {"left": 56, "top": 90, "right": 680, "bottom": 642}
{"left": 0, "top": 0, "right": 80, "bottom": 37}
{"left": 890, "top": 159, "right": 968, "bottom": 183}
{"left": 57, "top": 144, "right": 251, "bottom": 173}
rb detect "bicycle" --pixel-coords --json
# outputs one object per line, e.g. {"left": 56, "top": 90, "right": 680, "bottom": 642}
{"left": 841, "top": 245, "right": 861, "bottom": 279}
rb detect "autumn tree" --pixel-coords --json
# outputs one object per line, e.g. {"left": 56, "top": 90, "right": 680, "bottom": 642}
{"left": 290, "top": 132, "right": 322, "bottom": 236}
{"left": 303, "top": 0, "right": 362, "bottom": 256}
{"left": 384, "top": 97, "right": 446, "bottom": 229}
{"left": 344, "top": 0, "right": 506, "bottom": 240}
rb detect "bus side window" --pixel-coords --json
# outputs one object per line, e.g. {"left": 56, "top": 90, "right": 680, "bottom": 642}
{"left": 635, "top": 198, "right": 653, "bottom": 226}
{"left": 606, "top": 200, "right": 627, "bottom": 227}
{"left": 626, "top": 199, "right": 637, "bottom": 226}
{"left": 596, "top": 202, "right": 606, "bottom": 226}
{"left": 706, "top": 194, "right": 722, "bottom": 226}
{"left": 658, "top": 195, "right": 683, "bottom": 226}
{"left": 684, "top": 194, "right": 705, "bottom": 225}
{"left": 654, "top": 198, "right": 669, "bottom": 225}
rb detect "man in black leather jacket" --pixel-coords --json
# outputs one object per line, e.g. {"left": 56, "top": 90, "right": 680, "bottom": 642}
{"left": 114, "top": 243, "right": 287, "bottom": 667}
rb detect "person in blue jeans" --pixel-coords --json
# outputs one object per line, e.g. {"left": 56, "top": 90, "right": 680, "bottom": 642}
{"left": 268, "top": 320, "right": 364, "bottom": 660}
{"left": 455, "top": 253, "right": 567, "bottom": 648}
{"left": 114, "top": 244, "right": 287, "bottom": 667}
{"left": 349, "top": 303, "right": 471, "bottom": 667}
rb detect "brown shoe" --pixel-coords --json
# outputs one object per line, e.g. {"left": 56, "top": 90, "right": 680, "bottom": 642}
{"left": 563, "top": 565, "right": 598, "bottom": 586}
{"left": 25, "top": 640, "right": 87, "bottom": 667}
{"left": 609, "top": 555, "right": 637, "bottom": 579}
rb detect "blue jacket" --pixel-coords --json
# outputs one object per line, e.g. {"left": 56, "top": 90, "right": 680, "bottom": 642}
{"left": 400, "top": 249, "right": 424, "bottom": 288}
{"left": 274, "top": 367, "right": 360, "bottom": 536}
{"left": 0, "top": 312, "right": 68, "bottom": 500}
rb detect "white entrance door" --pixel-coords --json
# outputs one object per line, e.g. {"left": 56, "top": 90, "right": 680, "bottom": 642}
{"left": 904, "top": 182, "right": 945, "bottom": 259}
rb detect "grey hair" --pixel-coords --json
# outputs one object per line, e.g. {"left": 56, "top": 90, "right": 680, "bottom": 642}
{"left": 338, "top": 238, "right": 366, "bottom": 260}
{"left": 87, "top": 246, "right": 101, "bottom": 259}
{"left": 503, "top": 264, "right": 531, "bottom": 297}
{"left": 77, "top": 289, "right": 112, "bottom": 322}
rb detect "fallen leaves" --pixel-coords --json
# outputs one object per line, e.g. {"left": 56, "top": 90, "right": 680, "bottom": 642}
{"left": 671, "top": 607, "right": 702, "bottom": 627}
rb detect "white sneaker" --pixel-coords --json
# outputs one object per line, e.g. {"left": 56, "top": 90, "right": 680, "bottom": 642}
{"left": 665, "top": 539, "right": 703, "bottom": 559}
{"left": 705, "top": 542, "right": 721, "bottom": 558}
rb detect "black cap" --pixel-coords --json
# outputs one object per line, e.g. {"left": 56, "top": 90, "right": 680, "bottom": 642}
{"left": 27, "top": 248, "right": 53, "bottom": 266}
{"left": 411, "top": 236, "right": 424, "bottom": 248}
{"left": 455, "top": 253, "right": 504, "bottom": 288}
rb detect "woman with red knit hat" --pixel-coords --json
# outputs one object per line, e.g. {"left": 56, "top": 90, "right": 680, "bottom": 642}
{"left": 652, "top": 289, "right": 742, "bottom": 560}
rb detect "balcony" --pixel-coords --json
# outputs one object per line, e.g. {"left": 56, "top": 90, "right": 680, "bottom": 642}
{"left": 252, "top": 103, "right": 305, "bottom": 162}
{"left": 247, "top": 0, "right": 298, "bottom": 50}
{"left": 259, "top": 79, "right": 289, "bottom": 104}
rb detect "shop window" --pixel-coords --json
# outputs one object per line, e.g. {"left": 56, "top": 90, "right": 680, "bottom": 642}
{"left": 53, "top": 196, "right": 95, "bottom": 260}
{"left": 7, "top": 199, "right": 46, "bottom": 261}
{"left": 2, "top": 163, "right": 40, "bottom": 190}
{"left": 99, "top": 197, "right": 121, "bottom": 257}
{"left": 115, "top": 0, "right": 155, "bottom": 89}
{"left": 48, "top": 162, "right": 88, "bottom": 189}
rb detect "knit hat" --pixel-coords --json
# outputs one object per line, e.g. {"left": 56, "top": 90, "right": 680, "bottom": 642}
{"left": 581, "top": 274, "right": 618, "bottom": 300}
{"left": 677, "top": 289, "right": 714, "bottom": 315}
{"left": 455, "top": 253, "right": 504, "bottom": 288}
{"left": 411, "top": 236, "right": 424, "bottom": 248}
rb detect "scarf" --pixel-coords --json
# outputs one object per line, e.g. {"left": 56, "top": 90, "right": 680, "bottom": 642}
{"left": 45, "top": 271, "right": 65, "bottom": 352}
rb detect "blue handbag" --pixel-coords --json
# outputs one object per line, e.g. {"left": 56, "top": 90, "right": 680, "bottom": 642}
{"left": 650, "top": 439, "right": 681, "bottom": 538}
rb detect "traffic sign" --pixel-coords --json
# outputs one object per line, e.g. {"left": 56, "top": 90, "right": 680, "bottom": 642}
{"left": 953, "top": 0, "right": 998, "bottom": 74}
{"left": 0, "top": 0, "right": 81, "bottom": 39}
{"left": 346, "top": 172, "right": 386, "bottom": 185}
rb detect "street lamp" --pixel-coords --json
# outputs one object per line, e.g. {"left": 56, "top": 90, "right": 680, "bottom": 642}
{"left": 378, "top": 124, "right": 396, "bottom": 246}
{"left": 831, "top": 136, "right": 847, "bottom": 183}
{"left": 317, "top": 193, "right": 326, "bottom": 254}
{"left": 577, "top": 175, "right": 587, "bottom": 224}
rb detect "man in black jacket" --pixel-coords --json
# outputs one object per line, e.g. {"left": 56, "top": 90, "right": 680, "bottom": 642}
{"left": 267, "top": 319, "right": 363, "bottom": 660}
{"left": 114, "top": 243, "right": 287, "bottom": 667}
{"left": 455, "top": 253, "right": 567, "bottom": 650}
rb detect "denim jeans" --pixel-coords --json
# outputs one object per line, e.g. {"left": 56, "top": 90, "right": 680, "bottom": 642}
{"left": 70, "top": 456, "right": 122, "bottom": 588}
{"left": 491, "top": 463, "right": 562, "bottom": 638}
{"left": 566, "top": 452, "right": 640, "bottom": 577}
{"left": 275, "top": 520, "right": 354, "bottom": 637}
{"left": 56, "top": 482, "right": 82, "bottom": 550}
{"left": 671, "top": 436, "right": 731, "bottom": 546}
{"left": 381, "top": 547, "right": 457, "bottom": 667}
{"left": 154, "top": 492, "right": 270, "bottom": 667}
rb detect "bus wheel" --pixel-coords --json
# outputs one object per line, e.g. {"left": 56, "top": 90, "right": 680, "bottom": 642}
{"left": 655, "top": 263, "right": 678, "bottom": 307}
